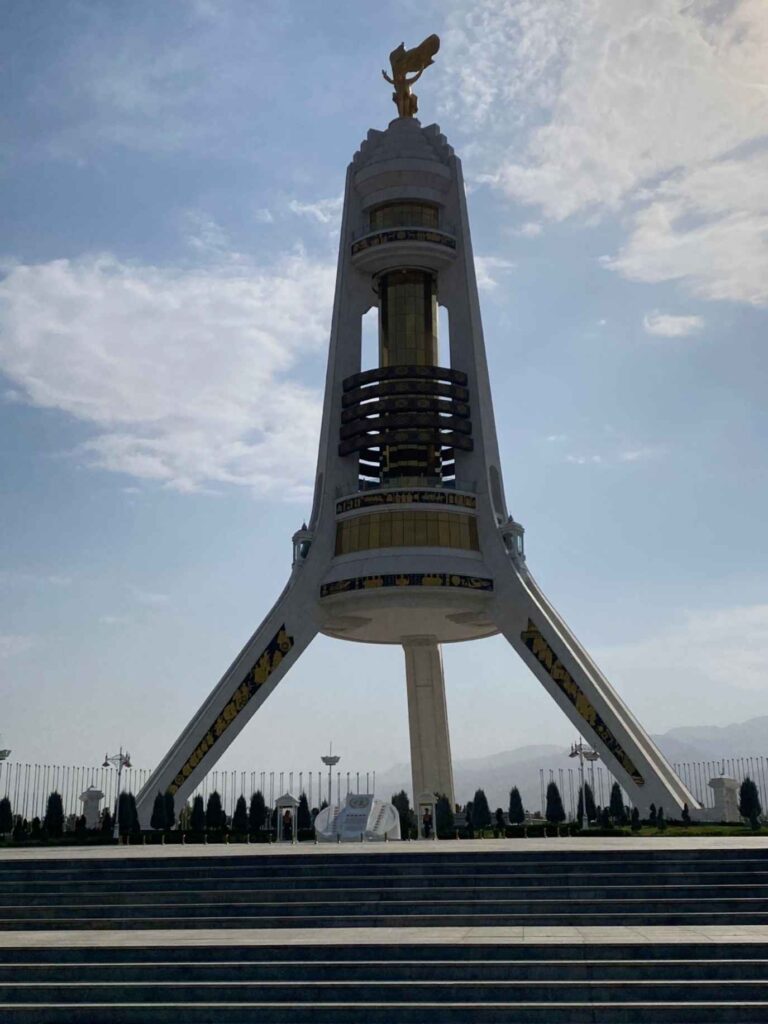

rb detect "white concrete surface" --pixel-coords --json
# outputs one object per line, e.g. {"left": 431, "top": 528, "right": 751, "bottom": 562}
{"left": 1, "top": 835, "right": 767, "bottom": 861}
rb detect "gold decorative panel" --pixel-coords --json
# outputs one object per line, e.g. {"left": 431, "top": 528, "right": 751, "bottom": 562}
{"left": 335, "top": 510, "right": 479, "bottom": 555}
{"left": 520, "top": 619, "right": 644, "bottom": 785}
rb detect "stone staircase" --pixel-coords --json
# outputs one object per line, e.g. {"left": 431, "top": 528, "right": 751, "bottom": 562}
{"left": 1, "top": 942, "right": 768, "bottom": 1021}
{"left": 0, "top": 847, "right": 767, "bottom": 930}
{"left": 2, "top": 845, "right": 768, "bottom": 1021}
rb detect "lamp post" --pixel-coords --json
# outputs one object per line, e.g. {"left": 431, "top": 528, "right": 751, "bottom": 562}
{"left": 320, "top": 744, "right": 340, "bottom": 810}
{"left": 569, "top": 740, "right": 599, "bottom": 826}
{"left": 102, "top": 747, "right": 132, "bottom": 839}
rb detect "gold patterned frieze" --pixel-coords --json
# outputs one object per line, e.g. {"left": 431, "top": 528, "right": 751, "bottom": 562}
{"left": 321, "top": 572, "right": 492, "bottom": 598}
{"left": 336, "top": 490, "right": 476, "bottom": 515}
{"left": 167, "top": 625, "right": 294, "bottom": 796}
{"left": 520, "top": 619, "right": 644, "bottom": 785}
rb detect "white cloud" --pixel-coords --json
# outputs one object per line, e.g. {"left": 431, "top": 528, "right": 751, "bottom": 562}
{"left": 289, "top": 196, "right": 343, "bottom": 225}
{"left": 566, "top": 453, "right": 603, "bottom": 466}
{"left": 607, "top": 155, "right": 768, "bottom": 305}
{"left": 601, "top": 604, "right": 768, "bottom": 695}
{"left": 0, "top": 635, "right": 34, "bottom": 658}
{"left": 515, "top": 222, "right": 543, "bottom": 238}
{"left": 643, "top": 312, "right": 705, "bottom": 337}
{"left": 441, "top": 0, "right": 768, "bottom": 305}
{"left": 0, "top": 250, "right": 334, "bottom": 497}
{"left": 474, "top": 255, "right": 516, "bottom": 291}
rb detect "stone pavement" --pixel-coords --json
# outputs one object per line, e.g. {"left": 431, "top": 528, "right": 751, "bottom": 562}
{"left": 1, "top": 834, "right": 766, "bottom": 862}
{"left": 3, "top": 924, "right": 768, "bottom": 948}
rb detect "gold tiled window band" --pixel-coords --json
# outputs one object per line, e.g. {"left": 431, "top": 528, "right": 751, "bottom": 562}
{"left": 335, "top": 510, "right": 479, "bottom": 555}
{"left": 369, "top": 202, "right": 438, "bottom": 230}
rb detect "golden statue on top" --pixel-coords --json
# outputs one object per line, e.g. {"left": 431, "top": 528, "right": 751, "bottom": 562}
{"left": 383, "top": 34, "right": 440, "bottom": 118}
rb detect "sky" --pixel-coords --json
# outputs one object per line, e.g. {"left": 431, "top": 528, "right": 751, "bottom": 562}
{"left": 1, "top": 0, "right": 767, "bottom": 785}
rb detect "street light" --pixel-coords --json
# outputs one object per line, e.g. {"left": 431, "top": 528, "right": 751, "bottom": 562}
{"left": 103, "top": 747, "right": 132, "bottom": 839}
{"left": 569, "top": 740, "right": 599, "bottom": 827}
{"left": 320, "top": 743, "right": 340, "bottom": 810}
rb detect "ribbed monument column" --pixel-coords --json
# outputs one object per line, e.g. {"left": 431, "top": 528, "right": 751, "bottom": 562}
{"left": 403, "top": 639, "right": 455, "bottom": 806}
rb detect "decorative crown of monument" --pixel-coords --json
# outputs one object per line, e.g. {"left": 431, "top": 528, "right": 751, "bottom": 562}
{"left": 382, "top": 34, "right": 440, "bottom": 118}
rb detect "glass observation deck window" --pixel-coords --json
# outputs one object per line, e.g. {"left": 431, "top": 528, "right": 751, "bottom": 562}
{"left": 369, "top": 201, "right": 438, "bottom": 230}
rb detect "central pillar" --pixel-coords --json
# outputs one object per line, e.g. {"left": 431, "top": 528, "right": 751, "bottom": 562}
{"left": 403, "top": 637, "right": 455, "bottom": 806}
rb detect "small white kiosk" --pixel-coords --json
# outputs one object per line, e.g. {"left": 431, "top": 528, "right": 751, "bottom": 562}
{"left": 417, "top": 791, "right": 437, "bottom": 840}
{"left": 275, "top": 792, "right": 300, "bottom": 843}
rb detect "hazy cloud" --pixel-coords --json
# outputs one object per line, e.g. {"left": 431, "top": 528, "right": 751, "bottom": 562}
{"left": 289, "top": 196, "right": 343, "bottom": 225}
{"left": 643, "top": 312, "right": 705, "bottom": 337}
{"left": 0, "top": 250, "right": 334, "bottom": 497}
{"left": 474, "top": 255, "right": 516, "bottom": 291}
{"left": 442, "top": 0, "right": 768, "bottom": 305}
{"left": 602, "top": 604, "right": 768, "bottom": 695}
{"left": 0, "top": 635, "right": 34, "bottom": 658}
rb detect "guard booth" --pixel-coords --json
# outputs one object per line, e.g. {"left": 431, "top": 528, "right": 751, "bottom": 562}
{"left": 417, "top": 792, "right": 437, "bottom": 840}
{"left": 275, "top": 793, "right": 299, "bottom": 843}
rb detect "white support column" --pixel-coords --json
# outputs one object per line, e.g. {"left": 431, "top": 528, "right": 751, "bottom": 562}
{"left": 403, "top": 638, "right": 455, "bottom": 807}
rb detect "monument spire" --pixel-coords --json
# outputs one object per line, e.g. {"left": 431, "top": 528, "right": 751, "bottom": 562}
{"left": 135, "top": 45, "right": 703, "bottom": 827}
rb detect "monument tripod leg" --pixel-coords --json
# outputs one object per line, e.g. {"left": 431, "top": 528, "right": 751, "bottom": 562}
{"left": 404, "top": 639, "right": 455, "bottom": 809}
{"left": 135, "top": 581, "right": 317, "bottom": 827}
{"left": 492, "top": 560, "right": 700, "bottom": 817}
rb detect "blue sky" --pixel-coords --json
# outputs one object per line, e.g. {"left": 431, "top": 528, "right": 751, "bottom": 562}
{"left": 1, "top": 0, "right": 767, "bottom": 782}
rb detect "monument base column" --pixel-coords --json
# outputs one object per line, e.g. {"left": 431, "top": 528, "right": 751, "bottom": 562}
{"left": 404, "top": 638, "right": 455, "bottom": 808}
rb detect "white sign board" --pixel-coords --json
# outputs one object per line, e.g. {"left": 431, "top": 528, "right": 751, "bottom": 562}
{"left": 339, "top": 793, "right": 374, "bottom": 839}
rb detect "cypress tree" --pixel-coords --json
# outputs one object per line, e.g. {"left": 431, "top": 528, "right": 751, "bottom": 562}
{"left": 599, "top": 806, "right": 611, "bottom": 829}
{"left": 0, "top": 797, "right": 12, "bottom": 834}
{"left": 471, "top": 788, "right": 492, "bottom": 830}
{"left": 297, "top": 792, "right": 312, "bottom": 831}
{"left": 584, "top": 782, "right": 597, "bottom": 822}
{"left": 44, "top": 792, "right": 64, "bottom": 838}
{"left": 545, "top": 781, "right": 566, "bottom": 824}
{"left": 150, "top": 792, "right": 167, "bottom": 831}
{"left": 508, "top": 787, "right": 525, "bottom": 825}
{"left": 232, "top": 795, "right": 248, "bottom": 834}
{"left": 464, "top": 801, "right": 475, "bottom": 838}
{"left": 391, "top": 790, "right": 413, "bottom": 839}
{"left": 117, "top": 792, "right": 133, "bottom": 836}
{"left": 609, "top": 782, "right": 627, "bottom": 825}
{"left": 648, "top": 802, "right": 657, "bottom": 825}
{"left": 681, "top": 802, "right": 691, "bottom": 825}
{"left": 630, "top": 806, "right": 641, "bottom": 831}
{"left": 435, "top": 794, "right": 454, "bottom": 836}
{"left": 739, "top": 777, "right": 762, "bottom": 828}
{"left": 206, "top": 791, "right": 223, "bottom": 831}
{"left": 190, "top": 794, "right": 206, "bottom": 833}
{"left": 128, "top": 794, "right": 141, "bottom": 836}
{"left": 657, "top": 806, "right": 666, "bottom": 831}
{"left": 164, "top": 791, "right": 175, "bottom": 830}
{"left": 249, "top": 791, "right": 266, "bottom": 833}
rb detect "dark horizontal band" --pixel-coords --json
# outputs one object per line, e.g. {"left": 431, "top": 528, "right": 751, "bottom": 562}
{"left": 351, "top": 228, "right": 457, "bottom": 256}
{"left": 321, "top": 572, "right": 493, "bottom": 599}
{"left": 339, "top": 430, "right": 474, "bottom": 457}
{"left": 336, "top": 490, "right": 477, "bottom": 514}
{"left": 342, "top": 395, "right": 470, "bottom": 425}
{"left": 343, "top": 379, "right": 469, "bottom": 408}
{"left": 343, "top": 364, "right": 468, "bottom": 393}
{"left": 340, "top": 411, "right": 472, "bottom": 441}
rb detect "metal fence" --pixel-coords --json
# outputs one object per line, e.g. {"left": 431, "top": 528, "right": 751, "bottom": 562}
{"left": 538, "top": 757, "right": 768, "bottom": 819}
{"left": 0, "top": 762, "right": 376, "bottom": 821}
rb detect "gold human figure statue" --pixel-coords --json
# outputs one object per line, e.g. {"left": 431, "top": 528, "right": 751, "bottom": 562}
{"left": 382, "top": 34, "right": 440, "bottom": 118}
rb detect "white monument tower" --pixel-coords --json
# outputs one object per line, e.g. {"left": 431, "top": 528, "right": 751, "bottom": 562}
{"left": 136, "top": 37, "right": 700, "bottom": 825}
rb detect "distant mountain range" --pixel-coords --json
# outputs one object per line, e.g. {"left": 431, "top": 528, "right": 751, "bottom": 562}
{"left": 375, "top": 715, "right": 768, "bottom": 813}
